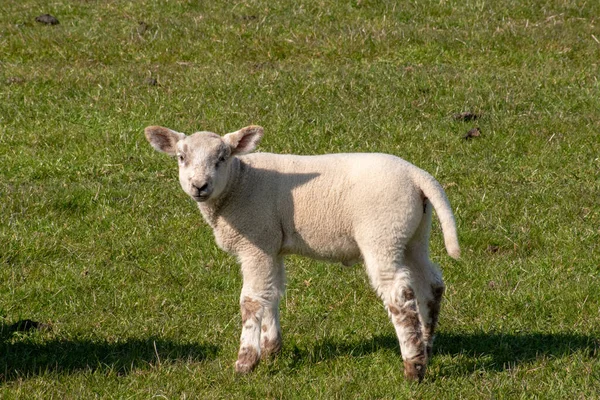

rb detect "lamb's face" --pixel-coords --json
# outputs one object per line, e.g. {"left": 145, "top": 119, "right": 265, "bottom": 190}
{"left": 176, "top": 132, "right": 232, "bottom": 202}
{"left": 145, "top": 124, "right": 263, "bottom": 203}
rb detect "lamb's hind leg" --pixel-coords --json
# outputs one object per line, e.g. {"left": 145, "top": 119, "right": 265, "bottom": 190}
{"left": 407, "top": 198, "right": 445, "bottom": 360}
{"left": 414, "top": 263, "right": 445, "bottom": 360}
{"left": 363, "top": 252, "right": 427, "bottom": 382}
{"left": 387, "top": 269, "right": 428, "bottom": 382}
{"left": 235, "top": 254, "right": 284, "bottom": 374}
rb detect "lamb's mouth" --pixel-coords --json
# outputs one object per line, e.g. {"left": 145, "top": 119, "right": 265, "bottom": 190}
{"left": 193, "top": 194, "right": 210, "bottom": 202}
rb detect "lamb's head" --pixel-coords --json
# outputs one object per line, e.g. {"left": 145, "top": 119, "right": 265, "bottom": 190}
{"left": 145, "top": 125, "right": 263, "bottom": 202}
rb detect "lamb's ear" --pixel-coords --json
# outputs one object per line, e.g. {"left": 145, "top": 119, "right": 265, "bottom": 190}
{"left": 223, "top": 125, "right": 263, "bottom": 155}
{"left": 145, "top": 126, "right": 186, "bottom": 156}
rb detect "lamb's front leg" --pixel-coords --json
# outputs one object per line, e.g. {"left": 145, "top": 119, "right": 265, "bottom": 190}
{"left": 236, "top": 295, "right": 264, "bottom": 373}
{"left": 235, "top": 255, "right": 284, "bottom": 374}
{"left": 261, "top": 302, "right": 282, "bottom": 358}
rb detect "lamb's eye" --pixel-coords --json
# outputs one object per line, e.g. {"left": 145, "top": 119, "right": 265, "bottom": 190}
{"left": 177, "top": 153, "right": 185, "bottom": 163}
{"left": 217, "top": 155, "right": 226, "bottom": 165}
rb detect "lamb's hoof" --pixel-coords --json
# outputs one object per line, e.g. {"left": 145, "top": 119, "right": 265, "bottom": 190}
{"left": 404, "top": 360, "right": 426, "bottom": 382}
{"left": 235, "top": 347, "right": 260, "bottom": 374}
{"left": 235, "top": 360, "right": 256, "bottom": 374}
{"left": 260, "top": 336, "right": 282, "bottom": 359}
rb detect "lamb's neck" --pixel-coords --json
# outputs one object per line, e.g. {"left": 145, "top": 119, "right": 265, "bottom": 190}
{"left": 197, "top": 157, "right": 244, "bottom": 228}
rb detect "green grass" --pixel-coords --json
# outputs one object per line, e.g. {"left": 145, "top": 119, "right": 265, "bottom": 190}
{"left": 1, "top": 0, "right": 599, "bottom": 397}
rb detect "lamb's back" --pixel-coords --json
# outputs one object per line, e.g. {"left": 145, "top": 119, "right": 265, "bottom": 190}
{"left": 236, "top": 153, "right": 421, "bottom": 262}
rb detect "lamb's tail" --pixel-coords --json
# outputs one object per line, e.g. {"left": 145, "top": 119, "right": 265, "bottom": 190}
{"left": 412, "top": 169, "right": 461, "bottom": 259}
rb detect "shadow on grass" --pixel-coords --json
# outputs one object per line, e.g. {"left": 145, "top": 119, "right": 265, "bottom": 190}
{"left": 434, "top": 331, "right": 599, "bottom": 375}
{"left": 290, "top": 331, "right": 599, "bottom": 374}
{"left": 0, "top": 324, "right": 219, "bottom": 383}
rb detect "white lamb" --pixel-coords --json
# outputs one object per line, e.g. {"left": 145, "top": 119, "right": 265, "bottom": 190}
{"left": 145, "top": 125, "right": 460, "bottom": 381}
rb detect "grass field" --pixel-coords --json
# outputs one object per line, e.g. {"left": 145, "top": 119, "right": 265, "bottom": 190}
{"left": 1, "top": 0, "right": 599, "bottom": 398}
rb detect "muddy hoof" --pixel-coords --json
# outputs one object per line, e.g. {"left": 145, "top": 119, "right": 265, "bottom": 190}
{"left": 235, "top": 347, "right": 260, "bottom": 374}
{"left": 260, "top": 336, "right": 282, "bottom": 359}
{"left": 235, "top": 360, "right": 256, "bottom": 374}
{"left": 404, "top": 360, "right": 426, "bottom": 382}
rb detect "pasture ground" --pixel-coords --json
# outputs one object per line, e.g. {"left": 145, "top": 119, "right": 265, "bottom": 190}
{"left": 1, "top": 0, "right": 599, "bottom": 398}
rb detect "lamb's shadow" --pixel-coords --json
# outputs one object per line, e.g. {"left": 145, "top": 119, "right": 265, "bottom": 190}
{"left": 292, "top": 331, "right": 599, "bottom": 374}
{"left": 0, "top": 323, "right": 218, "bottom": 383}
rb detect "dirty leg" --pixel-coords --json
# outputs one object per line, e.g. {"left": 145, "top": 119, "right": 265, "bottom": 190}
{"left": 386, "top": 272, "right": 427, "bottom": 382}
{"left": 421, "top": 282, "right": 445, "bottom": 359}
{"left": 235, "top": 295, "right": 264, "bottom": 374}
{"left": 235, "top": 255, "right": 285, "bottom": 373}
{"left": 260, "top": 303, "right": 282, "bottom": 358}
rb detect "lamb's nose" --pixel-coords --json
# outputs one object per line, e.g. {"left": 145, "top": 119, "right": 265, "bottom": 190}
{"left": 193, "top": 183, "right": 209, "bottom": 195}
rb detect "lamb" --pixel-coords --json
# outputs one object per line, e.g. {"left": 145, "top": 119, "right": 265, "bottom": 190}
{"left": 144, "top": 124, "right": 460, "bottom": 382}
